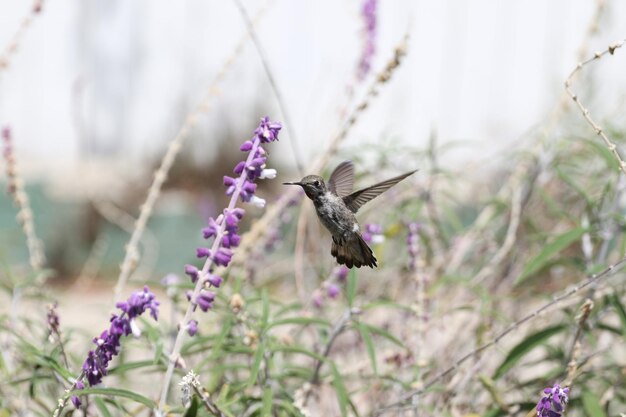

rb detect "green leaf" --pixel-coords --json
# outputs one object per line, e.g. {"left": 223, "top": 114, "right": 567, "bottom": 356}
{"left": 493, "top": 325, "right": 566, "bottom": 379}
{"left": 273, "top": 345, "right": 327, "bottom": 362}
{"left": 93, "top": 398, "right": 113, "bottom": 417}
{"left": 360, "top": 323, "right": 405, "bottom": 348}
{"left": 609, "top": 294, "right": 626, "bottom": 340}
{"left": 260, "top": 289, "right": 270, "bottom": 331}
{"left": 247, "top": 340, "right": 265, "bottom": 387}
{"left": 261, "top": 386, "right": 273, "bottom": 416}
{"left": 330, "top": 362, "right": 348, "bottom": 417}
{"left": 354, "top": 321, "right": 377, "bottom": 375}
{"left": 72, "top": 387, "right": 155, "bottom": 408}
{"left": 183, "top": 396, "right": 199, "bottom": 417}
{"left": 346, "top": 269, "right": 357, "bottom": 307}
{"left": 582, "top": 390, "right": 607, "bottom": 417}
{"left": 515, "top": 227, "right": 586, "bottom": 286}
{"left": 267, "top": 317, "right": 331, "bottom": 329}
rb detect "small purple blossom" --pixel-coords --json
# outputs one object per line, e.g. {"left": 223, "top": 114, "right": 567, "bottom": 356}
{"left": 536, "top": 384, "right": 569, "bottom": 417}
{"left": 326, "top": 283, "right": 341, "bottom": 299}
{"left": 70, "top": 395, "right": 81, "bottom": 408}
{"left": 187, "top": 320, "right": 198, "bottom": 336}
{"left": 184, "top": 264, "right": 199, "bottom": 283}
{"left": 196, "top": 290, "right": 216, "bottom": 312}
{"left": 335, "top": 265, "right": 349, "bottom": 282}
{"left": 312, "top": 289, "right": 324, "bottom": 309}
{"left": 80, "top": 287, "right": 159, "bottom": 387}
{"left": 357, "top": 0, "right": 377, "bottom": 81}
{"left": 362, "top": 223, "right": 384, "bottom": 244}
{"left": 196, "top": 247, "right": 211, "bottom": 258}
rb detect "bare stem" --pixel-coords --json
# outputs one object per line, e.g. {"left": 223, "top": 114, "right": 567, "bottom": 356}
{"left": 564, "top": 39, "right": 626, "bottom": 177}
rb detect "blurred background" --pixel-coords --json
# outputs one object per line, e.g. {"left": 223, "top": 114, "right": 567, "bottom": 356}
{"left": 1, "top": 0, "right": 626, "bottom": 285}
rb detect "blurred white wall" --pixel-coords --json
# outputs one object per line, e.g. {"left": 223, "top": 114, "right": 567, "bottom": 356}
{"left": 1, "top": 0, "right": 625, "bottom": 179}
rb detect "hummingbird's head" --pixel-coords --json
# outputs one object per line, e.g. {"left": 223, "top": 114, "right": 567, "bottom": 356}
{"left": 283, "top": 175, "right": 326, "bottom": 200}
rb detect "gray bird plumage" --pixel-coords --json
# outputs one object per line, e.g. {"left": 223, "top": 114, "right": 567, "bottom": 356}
{"left": 284, "top": 161, "right": 417, "bottom": 268}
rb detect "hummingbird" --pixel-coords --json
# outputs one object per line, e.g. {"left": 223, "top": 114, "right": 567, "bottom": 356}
{"left": 284, "top": 161, "right": 417, "bottom": 268}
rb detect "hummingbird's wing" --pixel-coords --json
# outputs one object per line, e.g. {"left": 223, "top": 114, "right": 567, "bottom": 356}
{"left": 328, "top": 160, "right": 355, "bottom": 197}
{"left": 343, "top": 169, "right": 418, "bottom": 213}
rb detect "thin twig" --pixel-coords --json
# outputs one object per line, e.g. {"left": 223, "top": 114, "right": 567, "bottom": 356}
{"left": 564, "top": 39, "right": 626, "bottom": 177}
{"left": 2, "top": 127, "right": 46, "bottom": 272}
{"left": 0, "top": 0, "right": 44, "bottom": 75}
{"left": 231, "top": 0, "right": 304, "bottom": 176}
{"left": 375, "top": 255, "right": 626, "bottom": 414}
{"left": 112, "top": 1, "right": 273, "bottom": 299}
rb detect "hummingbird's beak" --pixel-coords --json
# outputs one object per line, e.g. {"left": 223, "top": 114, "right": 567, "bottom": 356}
{"left": 283, "top": 182, "right": 302, "bottom": 186}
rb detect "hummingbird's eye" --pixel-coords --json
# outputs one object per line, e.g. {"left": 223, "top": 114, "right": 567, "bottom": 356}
{"left": 314, "top": 180, "right": 320, "bottom": 187}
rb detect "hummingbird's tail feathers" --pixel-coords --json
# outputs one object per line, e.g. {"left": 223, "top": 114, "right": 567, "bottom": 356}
{"left": 331, "top": 234, "right": 377, "bottom": 269}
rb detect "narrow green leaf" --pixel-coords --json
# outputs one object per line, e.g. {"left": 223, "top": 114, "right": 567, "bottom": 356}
{"left": 347, "top": 269, "right": 357, "bottom": 307}
{"left": 268, "top": 317, "right": 331, "bottom": 330}
{"left": 247, "top": 340, "right": 265, "bottom": 387}
{"left": 515, "top": 227, "right": 586, "bottom": 286}
{"left": 493, "top": 325, "right": 566, "bottom": 379}
{"left": 361, "top": 323, "right": 405, "bottom": 348}
{"left": 72, "top": 387, "right": 155, "bottom": 408}
{"left": 582, "top": 391, "right": 607, "bottom": 417}
{"left": 609, "top": 294, "right": 626, "bottom": 340}
{"left": 183, "top": 396, "right": 199, "bottom": 417}
{"left": 260, "top": 289, "right": 270, "bottom": 330}
{"left": 273, "top": 345, "right": 327, "bottom": 362}
{"left": 261, "top": 386, "right": 273, "bottom": 416}
{"left": 93, "top": 398, "right": 112, "bottom": 417}
{"left": 330, "top": 362, "right": 348, "bottom": 417}
{"left": 354, "top": 322, "right": 377, "bottom": 375}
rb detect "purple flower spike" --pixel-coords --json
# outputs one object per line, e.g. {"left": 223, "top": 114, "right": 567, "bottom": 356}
{"left": 357, "top": 0, "right": 377, "bottom": 81}
{"left": 81, "top": 287, "right": 159, "bottom": 387}
{"left": 115, "top": 286, "right": 160, "bottom": 321}
{"left": 256, "top": 117, "right": 282, "bottom": 143}
{"left": 335, "top": 266, "right": 349, "bottom": 282}
{"left": 536, "top": 383, "right": 569, "bottom": 417}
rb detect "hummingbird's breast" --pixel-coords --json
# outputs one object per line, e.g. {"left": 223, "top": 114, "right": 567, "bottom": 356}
{"left": 313, "top": 192, "right": 358, "bottom": 240}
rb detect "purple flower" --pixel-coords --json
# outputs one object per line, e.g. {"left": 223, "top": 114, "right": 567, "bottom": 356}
{"left": 213, "top": 247, "right": 233, "bottom": 267}
{"left": 185, "top": 117, "right": 281, "bottom": 321}
{"left": 70, "top": 395, "right": 81, "bottom": 408}
{"left": 81, "top": 287, "right": 159, "bottom": 387}
{"left": 184, "top": 264, "right": 199, "bottom": 283}
{"left": 335, "top": 266, "right": 349, "bottom": 282}
{"left": 115, "top": 286, "right": 160, "bottom": 321}
{"left": 536, "top": 384, "right": 569, "bottom": 417}
{"left": 187, "top": 320, "right": 198, "bottom": 336}
{"left": 357, "top": 0, "right": 377, "bottom": 81}
{"left": 196, "top": 290, "right": 216, "bottom": 312}
{"left": 327, "top": 283, "right": 341, "bottom": 299}
{"left": 312, "top": 289, "right": 324, "bottom": 309}
{"left": 196, "top": 247, "right": 211, "bottom": 258}
{"left": 362, "top": 223, "right": 384, "bottom": 244}
{"left": 206, "top": 273, "right": 223, "bottom": 288}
